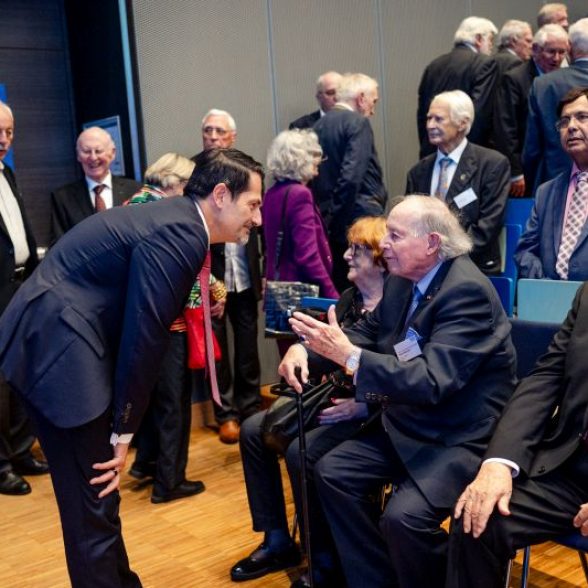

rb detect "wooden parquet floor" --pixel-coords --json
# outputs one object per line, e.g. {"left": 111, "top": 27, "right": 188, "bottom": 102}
{"left": 0, "top": 404, "right": 586, "bottom": 587}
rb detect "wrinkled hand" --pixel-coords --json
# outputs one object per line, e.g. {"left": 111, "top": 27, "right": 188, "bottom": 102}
{"left": 278, "top": 343, "right": 310, "bottom": 393}
{"left": 289, "top": 306, "right": 354, "bottom": 367}
{"left": 210, "top": 299, "right": 226, "bottom": 318}
{"left": 318, "top": 397, "right": 368, "bottom": 425}
{"left": 454, "top": 462, "right": 513, "bottom": 538}
{"left": 90, "top": 442, "right": 130, "bottom": 498}
{"left": 510, "top": 178, "right": 526, "bottom": 198}
{"left": 574, "top": 503, "right": 588, "bottom": 536}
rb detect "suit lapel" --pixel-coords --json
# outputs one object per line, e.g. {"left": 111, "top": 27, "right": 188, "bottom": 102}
{"left": 0, "top": 166, "right": 19, "bottom": 238}
{"left": 552, "top": 171, "right": 573, "bottom": 260}
{"left": 445, "top": 144, "right": 477, "bottom": 207}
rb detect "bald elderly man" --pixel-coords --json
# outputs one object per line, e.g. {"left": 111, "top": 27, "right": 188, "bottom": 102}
{"left": 50, "top": 127, "right": 140, "bottom": 243}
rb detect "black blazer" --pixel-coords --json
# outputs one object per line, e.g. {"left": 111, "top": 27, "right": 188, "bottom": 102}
{"left": 0, "top": 196, "right": 208, "bottom": 434}
{"left": 0, "top": 164, "right": 38, "bottom": 315}
{"left": 494, "top": 59, "right": 539, "bottom": 178}
{"left": 406, "top": 142, "right": 510, "bottom": 274}
{"left": 417, "top": 44, "right": 498, "bottom": 158}
{"left": 289, "top": 109, "right": 321, "bottom": 130}
{"left": 493, "top": 48, "right": 522, "bottom": 79}
{"left": 309, "top": 256, "right": 517, "bottom": 508}
{"left": 50, "top": 176, "right": 140, "bottom": 243}
{"left": 485, "top": 283, "right": 588, "bottom": 477}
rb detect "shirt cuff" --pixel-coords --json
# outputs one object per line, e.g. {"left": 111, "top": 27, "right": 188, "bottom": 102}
{"left": 110, "top": 433, "right": 134, "bottom": 446}
{"left": 483, "top": 457, "right": 520, "bottom": 477}
{"left": 511, "top": 174, "right": 524, "bottom": 182}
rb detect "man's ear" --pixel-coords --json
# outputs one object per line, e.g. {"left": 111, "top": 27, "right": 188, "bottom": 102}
{"left": 427, "top": 232, "right": 441, "bottom": 254}
{"left": 211, "top": 182, "right": 230, "bottom": 208}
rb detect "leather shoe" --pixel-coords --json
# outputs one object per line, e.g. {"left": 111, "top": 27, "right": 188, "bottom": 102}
{"left": 128, "top": 461, "right": 156, "bottom": 480}
{"left": 0, "top": 470, "right": 31, "bottom": 495}
{"left": 12, "top": 457, "right": 49, "bottom": 476}
{"left": 231, "top": 541, "right": 301, "bottom": 581}
{"left": 219, "top": 420, "right": 240, "bottom": 444}
{"left": 151, "top": 479, "right": 205, "bottom": 504}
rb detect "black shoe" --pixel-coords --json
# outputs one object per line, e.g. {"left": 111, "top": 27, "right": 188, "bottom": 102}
{"left": 231, "top": 542, "right": 301, "bottom": 582}
{"left": 0, "top": 470, "right": 32, "bottom": 495}
{"left": 151, "top": 479, "right": 205, "bottom": 504}
{"left": 12, "top": 457, "right": 49, "bottom": 476}
{"left": 291, "top": 566, "right": 346, "bottom": 588}
{"left": 129, "top": 461, "right": 156, "bottom": 480}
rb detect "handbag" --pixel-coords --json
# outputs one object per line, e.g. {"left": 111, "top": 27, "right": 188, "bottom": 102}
{"left": 264, "top": 187, "right": 320, "bottom": 338}
{"left": 184, "top": 306, "right": 222, "bottom": 370}
{"left": 261, "top": 372, "right": 355, "bottom": 454}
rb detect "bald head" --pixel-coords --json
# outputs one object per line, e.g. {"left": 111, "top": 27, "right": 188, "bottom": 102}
{"left": 76, "top": 127, "right": 116, "bottom": 183}
{"left": 316, "top": 71, "right": 342, "bottom": 112}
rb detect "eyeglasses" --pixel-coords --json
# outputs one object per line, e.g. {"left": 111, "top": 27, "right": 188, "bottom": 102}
{"left": 348, "top": 243, "right": 372, "bottom": 257}
{"left": 555, "top": 112, "right": 588, "bottom": 131}
{"left": 203, "top": 126, "right": 230, "bottom": 136}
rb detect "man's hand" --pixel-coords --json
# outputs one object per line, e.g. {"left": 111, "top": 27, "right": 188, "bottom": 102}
{"left": 289, "top": 306, "right": 354, "bottom": 367}
{"left": 574, "top": 503, "right": 588, "bottom": 536}
{"left": 318, "top": 398, "right": 368, "bottom": 424}
{"left": 278, "top": 344, "right": 310, "bottom": 393}
{"left": 90, "top": 442, "right": 130, "bottom": 499}
{"left": 510, "top": 178, "right": 526, "bottom": 198}
{"left": 454, "top": 462, "right": 513, "bottom": 538}
{"left": 210, "top": 298, "right": 226, "bottom": 318}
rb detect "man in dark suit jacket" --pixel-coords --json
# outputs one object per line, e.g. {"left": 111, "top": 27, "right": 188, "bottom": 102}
{"left": 493, "top": 20, "right": 533, "bottom": 78}
{"left": 0, "top": 100, "right": 47, "bottom": 497}
{"left": 0, "top": 148, "right": 264, "bottom": 587}
{"left": 516, "top": 87, "right": 588, "bottom": 282}
{"left": 281, "top": 196, "right": 516, "bottom": 588}
{"left": 493, "top": 24, "right": 568, "bottom": 197}
{"left": 417, "top": 16, "right": 498, "bottom": 158}
{"left": 523, "top": 19, "right": 588, "bottom": 196}
{"left": 407, "top": 90, "right": 510, "bottom": 275}
{"left": 50, "top": 126, "right": 140, "bottom": 243}
{"left": 313, "top": 72, "right": 387, "bottom": 291}
{"left": 288, "top": 71, "right": 342, "bottom": 130}
{"left": 446, "top": 281, "right": 588, "bottom": 588}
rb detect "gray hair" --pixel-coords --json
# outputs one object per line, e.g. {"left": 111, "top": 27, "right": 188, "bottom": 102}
{"left": 538, "top": 3, "right": 567, "bottom": 28}
{"left": 266, "top": 129, "right": 322, "bottom": 183}
{"left": 76, "top": 127, "right": 115, "bottom": 152}
{"left": 201, "top": 109, "right": 236, "bottom": 131}
{"left": 144, "top": 152, "right": 195, "bottom": 190}
{"left": 569, "top": 18, "right": 588, "bottom": 56}
{"left": 401, "top": 195, "right": 473, "bottom": 260}
{"left": 316, "top": 71, "right": 342, "bottom": 92}
{"left": 0, "top": 100, "right": 14, "bottom": 120}
{"left": 336, "top": 73, "right": 378, "bottom": 104}
{"left": 454, "top": 16, "right": 497, "bottom": 45}
{"left": 431, "top": 90, "right": 475, "bottom": 135}
{"left": 496, "top": 20, "right": 532, "bottom": 50}
{"left": 534, "top": 23, "right": 568, "bottom": 47}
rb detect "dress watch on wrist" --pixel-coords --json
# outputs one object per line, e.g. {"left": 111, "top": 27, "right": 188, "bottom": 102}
{"left": 345, "top": 346, "right": 362, "bottom": 376}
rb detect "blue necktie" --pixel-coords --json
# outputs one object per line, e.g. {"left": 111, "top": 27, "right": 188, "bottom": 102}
{"left": 404, "top": 286, "right": 423, "bottom": 327}
{"left": 435, "top": 157, "right": 451, "bottom": 200}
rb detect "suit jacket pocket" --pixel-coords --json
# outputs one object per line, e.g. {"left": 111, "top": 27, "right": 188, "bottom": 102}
{"left": 60, "top": 306, "right": 105, "bottom": 358}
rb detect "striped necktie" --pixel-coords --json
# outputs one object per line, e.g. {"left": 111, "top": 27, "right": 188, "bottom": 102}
{"left": 94, "top": 184, "right": 107, "bottom": 212}
{"left": 434, "top": 157, "right": 451, "bottom": 200}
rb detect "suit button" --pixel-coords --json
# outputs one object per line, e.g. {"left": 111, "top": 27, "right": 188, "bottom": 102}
{"left": 538, "top": 465, "right": 546, "bottom": 474}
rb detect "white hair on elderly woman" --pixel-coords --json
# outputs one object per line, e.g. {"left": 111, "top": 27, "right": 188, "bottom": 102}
{"left": 266, "top": 129, "right": 322, "bottom": 183}
{"left": 144, "top": 152, "right": 195, "bottom": 190}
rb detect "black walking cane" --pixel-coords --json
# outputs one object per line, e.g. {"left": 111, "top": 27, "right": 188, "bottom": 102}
{"left": 274, "top": 367, "right": 314, "bottom": 588}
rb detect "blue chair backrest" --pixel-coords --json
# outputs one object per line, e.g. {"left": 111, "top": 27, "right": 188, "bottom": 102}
{"left": 490, "top": 276, "right": 514, "bottom": 317}
{"left": 300, "top": 296, "right": 338, "bottom": 310}
{"left": 500, "top": 223, "right": 522, "bottom": 282}
{"left": 509, "top": 318, "right": 559, "bottom": 379}
{"left": 505, "top": 198, "right": 534, "bottom": 230}
{"left": 517, "top": 279, "right": 582, "bottom": 323}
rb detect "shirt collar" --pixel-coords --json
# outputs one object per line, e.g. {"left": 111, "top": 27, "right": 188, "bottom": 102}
{"left": 334, "top": 102, "right": 355, "bottom": 112}
{"left": 194, "top": 200, "right": 210, "bottom": 247}
{"left": 86, "top": 172, "right": 112, "bottom": 192}
{"left": 435, "top": 138, "right": 468, "bottom": 165}
{"left": 414, "top": 261, "right": 443, "bottom": 297}
{"left": 0, "top": 160, "right": 4, "bottom": 171}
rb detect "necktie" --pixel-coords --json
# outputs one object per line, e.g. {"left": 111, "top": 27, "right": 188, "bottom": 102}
{"left": 555, "top": 172, "right": 588, "bottom": 279}
{"left": 404, "top": 285, "right": 423, "bottom": 327}
{"left": 199, "top": 251, "right": 221, "bottom": 406}
{"left": 434, "top": 157, "right": 451, "bottom": 200}
{"left": 94, "top": 184, "right": 107, "bottom": 212}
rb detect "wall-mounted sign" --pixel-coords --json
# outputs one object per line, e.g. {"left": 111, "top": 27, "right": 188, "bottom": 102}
{"left": 82, "top": 115, "right": 125, "bottom": 176}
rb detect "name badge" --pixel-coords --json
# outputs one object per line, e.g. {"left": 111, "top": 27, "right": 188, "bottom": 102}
{"left": 394, "top": 337, "right": 422, "bottom": 362}
{"left": 453, "top": 188, "right": 478, "bottom": 209}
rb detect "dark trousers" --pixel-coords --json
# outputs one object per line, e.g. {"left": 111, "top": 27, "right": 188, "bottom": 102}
{"left": 29, "top": 406, "right": 142, "bottom": 588}
{"left": 329, "top": 240, "right": 351, "bottom": 294}
{"left": 240, "top": 409, "right": 362, "bottom": 557}
{"left": 446, "top": 449, "right": 588, "bottom": 588}
{"left": 213, "top": 288, "right": 260, "bottom": 423}
{"left": 134, "top": 332, "right": 192, "bottom": 492}
{"left": 315, "top": 424, "right": 450, "bottom": 588}
{"left": 0, "top": 377, "right": 35, "bottom": 473}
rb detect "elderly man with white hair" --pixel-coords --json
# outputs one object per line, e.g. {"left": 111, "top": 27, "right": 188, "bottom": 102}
{"left": 418, "top": 16, "right": 498, "bottom": 157}
{"left": 50, "top": 126, "right": 140, "bottom": 243}
{"left": 313, "top": 72, "right": 387, "bottom": 291}
{"left": 407, "top": 90, "right": 510, "bottom": 275}
{"left": 494, "top": 19, "right": 533, "bottom": 77}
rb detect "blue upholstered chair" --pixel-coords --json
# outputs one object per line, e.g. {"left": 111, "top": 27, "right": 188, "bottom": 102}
{"left": 516, "top": 279, "right": 583, "bottom": 323}
{"left": 505, "top": 198, "right": 534, "bottom": 231}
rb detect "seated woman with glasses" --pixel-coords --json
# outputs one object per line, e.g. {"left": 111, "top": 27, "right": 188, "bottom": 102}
{"left": 262, "top": 129, "right": 339, "bottom": 356}
{"left": 230, "top": 216, "right": 387, "bottom": 588}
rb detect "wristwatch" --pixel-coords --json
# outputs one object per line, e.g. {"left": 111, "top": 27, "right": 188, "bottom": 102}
{"left": 345, "top": 346, "right": 362, "bottom": 376}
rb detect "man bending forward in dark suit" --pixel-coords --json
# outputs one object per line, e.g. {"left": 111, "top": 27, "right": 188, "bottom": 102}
{"left": 280, "top": 195, "right": 516, "bottom": 588}
{"left": 0, "top": 148, "right": 263, "bottom": 588}
{"left": 446, "top": 281, "right": 588, "bottom": 588}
